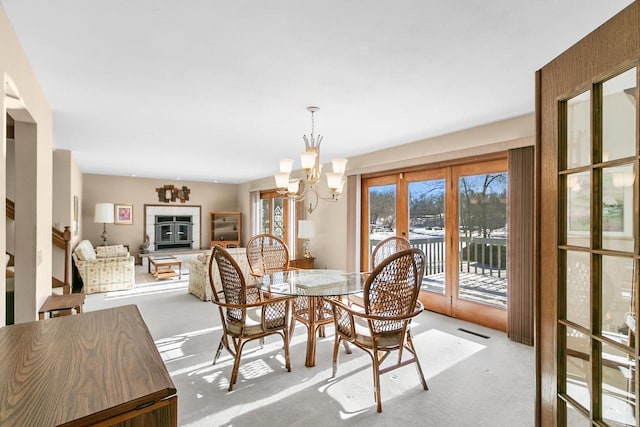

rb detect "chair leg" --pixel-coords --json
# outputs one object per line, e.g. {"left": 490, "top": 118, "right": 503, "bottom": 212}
{"left": 213, "top": 338, "right": 224, "bottom": 365}
{"left": 289, "top": 314, "right": 297, "bottom": 339}
{"left": 319, "top": 324, "right": 326, "bottom": 338}
{"left": 332, "top": 335, "right": 341, "bottom": 378}
{"left": 406, "top": 330, "right": 428, "bottom": 390}
{"left": 342, "top": 340, "right": 352, "bottom": 354}
{"left": 228, "top": 338, "right": 245, "bottom": 391}
{"left": 372, "top": 352, "right": 383, "bottom": 413}
{"left": 283, "top": 330, "right": 291, "bottom": 372}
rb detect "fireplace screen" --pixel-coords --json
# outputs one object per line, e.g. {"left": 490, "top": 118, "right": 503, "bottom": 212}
{"left": 155, "top": 215, "right": 193, "bottom": 250}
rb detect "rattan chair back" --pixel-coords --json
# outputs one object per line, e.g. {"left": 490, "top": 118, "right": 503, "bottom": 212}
{"left": 365, "top": 248, "right": 425, "bottom": 332}
{"left": 371, "top": 235, "right": 412, "bottom": 269}
{"left": 246, "top": 234, "right": 290, "bottom": 277}
{"left": 210, "top": 245, "right": 247, "bottom": 322}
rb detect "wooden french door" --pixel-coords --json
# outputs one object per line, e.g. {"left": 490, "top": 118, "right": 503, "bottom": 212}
{"left": 361, "top": 157, "right": 508, "bottom": 331}
{"left": 538, "top": 3, "right": 640, "bottom": 425}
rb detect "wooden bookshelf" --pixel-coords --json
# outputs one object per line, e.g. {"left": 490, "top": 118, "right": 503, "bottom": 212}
{"left": 210, "top": 211, "right": 242, "bottom": 248}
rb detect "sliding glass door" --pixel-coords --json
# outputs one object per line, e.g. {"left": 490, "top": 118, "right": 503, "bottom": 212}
{"left": 362, "top": 158, "right": 508, "bottom": 330}
{"left": 451, "top": 161, "right": 508, "bottom": 330}
{"left": 405, "top": 169, "right": 451, "bottom": 315}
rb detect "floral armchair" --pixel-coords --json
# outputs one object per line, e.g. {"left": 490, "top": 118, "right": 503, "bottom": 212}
{"left": 72, "top": 240, "right": 135, "bottom": 294}
{"left": 188, "top": 248, "right": 252, "bottom": 301}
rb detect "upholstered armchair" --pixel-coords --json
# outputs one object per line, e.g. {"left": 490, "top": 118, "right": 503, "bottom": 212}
{"left": 188, "top": 248, "right": 252, "bottom": 301}
{"left": 72, "top": 240, "right": 135, "bottom": 294}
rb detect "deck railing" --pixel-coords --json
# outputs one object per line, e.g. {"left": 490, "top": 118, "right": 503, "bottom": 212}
{"left": 369, "top": 235, "right": 507, "bottom": 278}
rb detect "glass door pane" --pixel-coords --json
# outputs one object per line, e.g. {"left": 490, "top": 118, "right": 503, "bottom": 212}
{"left": 260, "top": 198, "right": 271, "bottom": 234}
{"left": 457, "top": 172, "right": 508, "bottom": 308}
{"left": 408, "top": 178, "right": 446, "bottom": 295}
{"left": 567, "top": 90, "right": 591, "bottom": 169}
{"left": 602, "top": 164, "right": 635, "bottom": 252}
{"left": 601, "top": 341, "right": 636, "bottom": 426}
{"left": 273, "top": 197, "right": 284, "bottom": 239}
{"left": 603, "top": 67, "right": 636, "bottom": 161}
{"left": 367, "top": 183, "right": 397, "bottom": 266}
{"left": 175, "top": 223, "right": 191, "bottom": 242}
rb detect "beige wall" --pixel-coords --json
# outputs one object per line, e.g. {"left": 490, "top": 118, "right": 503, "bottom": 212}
{"left": 348, "top": 113, "right": 535, "bottom": 176}
{"left": 82, "top": 174, "right": 238, "bottom": 258}
{"left": 1, "top": 5, "right": 54, "bottom": 324}
{"left": 53, "top": 149, "right": 82, "bottom": 283}
{"left": 241, "top": 114, "right": 536, "bottom": 271}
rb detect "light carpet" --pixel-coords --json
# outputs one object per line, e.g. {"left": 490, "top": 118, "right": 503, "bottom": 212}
{"left": 85, "top": 285, "right": 535, "bottom": 426}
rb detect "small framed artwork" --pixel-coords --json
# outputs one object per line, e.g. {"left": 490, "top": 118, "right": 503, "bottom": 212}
{"left": 115, "top": 203, "right": 133, "bottom": 225}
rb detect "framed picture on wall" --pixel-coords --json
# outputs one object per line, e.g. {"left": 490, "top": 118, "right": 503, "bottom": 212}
{"left": 115, "top": 203, "right": 133, "bottom": 225}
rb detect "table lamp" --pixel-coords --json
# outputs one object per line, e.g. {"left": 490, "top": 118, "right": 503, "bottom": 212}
{"left": 298, "top": 220, "right": 315, "bottom": 258}
{"left": 94, "top": 203, "right": 114, "bottom": 246}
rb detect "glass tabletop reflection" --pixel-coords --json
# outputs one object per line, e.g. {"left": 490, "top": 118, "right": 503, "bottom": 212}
{"left": 256, "top": 269, "right": 367, "bottom": 297}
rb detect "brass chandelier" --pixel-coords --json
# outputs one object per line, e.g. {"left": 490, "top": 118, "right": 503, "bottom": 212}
{"left": 274, "top": 106, "right": 348, "bottom": 213}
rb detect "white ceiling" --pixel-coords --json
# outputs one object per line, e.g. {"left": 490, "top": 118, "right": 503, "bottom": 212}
{"left": 1, "top": 1, "right": 634, "bottom": 183}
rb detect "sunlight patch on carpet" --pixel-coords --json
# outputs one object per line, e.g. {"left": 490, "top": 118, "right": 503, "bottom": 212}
{"left": 324, "top": 328, "right": 486, "bottom": 416}
{"left": 182, "top": 328, "right": 487, "bottom": 425}
{"left": 103, "top": 280, "right": 188, "bottom": 300}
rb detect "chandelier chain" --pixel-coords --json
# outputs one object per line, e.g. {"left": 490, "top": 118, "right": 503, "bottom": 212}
{"left": 310, "top": 109, "right": 315, "bottom": 136}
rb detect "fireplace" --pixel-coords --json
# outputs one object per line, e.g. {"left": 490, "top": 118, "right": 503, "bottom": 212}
{"left": 144, "top": 205, "right": 201, "bottom": 252}
{"left": 154, "top": 215, "right": 193, "bottom": 250}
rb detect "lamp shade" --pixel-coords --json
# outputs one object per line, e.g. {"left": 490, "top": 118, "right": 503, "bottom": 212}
{"left": 287, "top": 179, "right": 300, "bottom": 194}
{"left": 274, "top": 172, "right": 290, "bottom": 189}
{"left": 279, "top": 158, "right": 294, "bottom": 174}
{"left": 298, "top": 220, "right": 315, "bottom": 239}
{"left": 94, "top": 203, "right": 115, "bottom": 224}
{"left": 300, "top": 151, "right": 317, "bottom": 170}
{"left": 326, "top": 172, "right": 343, "bottom": 192}
{"left": 331, "top": 158, "right": 348, "bottom": 175}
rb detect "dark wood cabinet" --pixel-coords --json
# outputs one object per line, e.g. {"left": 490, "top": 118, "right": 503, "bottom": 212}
{"left": 0, "top": 305, "right": 177, "bottom": 426}
{"left": 290, "top": 257, "right": 315, "bottom": 269}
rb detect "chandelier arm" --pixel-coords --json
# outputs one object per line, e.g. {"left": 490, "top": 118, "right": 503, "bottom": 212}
{"left": 306, "top": 188, "right": 319, "bottom": 214}
{"left": 316, "top": 193, "right": 342, "bottom": 202}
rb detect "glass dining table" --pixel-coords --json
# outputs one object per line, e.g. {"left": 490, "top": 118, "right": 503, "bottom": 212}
{"left": 256, "top": 269, "right": 367, "bottom": 367}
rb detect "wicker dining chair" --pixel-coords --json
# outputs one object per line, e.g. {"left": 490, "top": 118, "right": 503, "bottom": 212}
{"left": 329, "top": 248, "right": 428, "bottom": 412}
{"left": 246, "top": 234, "right": 334, "bottom": 341}
{"left": 349, "top": 235, "right": 412, "bottom": 307}
{"left": 208, "top": 245, "right": 292, "bottom": 391}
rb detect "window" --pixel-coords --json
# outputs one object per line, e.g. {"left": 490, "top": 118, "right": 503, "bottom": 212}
{"left": 259, "top": 191, "right": 299, "bottom": 256}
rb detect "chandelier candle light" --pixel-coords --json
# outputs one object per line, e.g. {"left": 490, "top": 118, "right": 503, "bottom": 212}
{"left": 274, "top": 106, "right": 348, "bottom": 214}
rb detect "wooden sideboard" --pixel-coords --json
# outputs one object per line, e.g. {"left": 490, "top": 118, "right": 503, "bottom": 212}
{"left": 0, "top": 305, "right": 177, "bottom": 426}
{"left": 290, "top": 257, "right": 315, "bottom": 269}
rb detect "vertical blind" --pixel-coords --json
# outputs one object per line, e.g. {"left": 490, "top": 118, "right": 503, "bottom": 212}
{"left": 507, "top": 146, "right": 535, "bottom": 345}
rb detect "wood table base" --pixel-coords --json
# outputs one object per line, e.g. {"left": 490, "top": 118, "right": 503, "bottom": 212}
{"left": 296, "top": 296, "right": 336, "bottom": 367}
